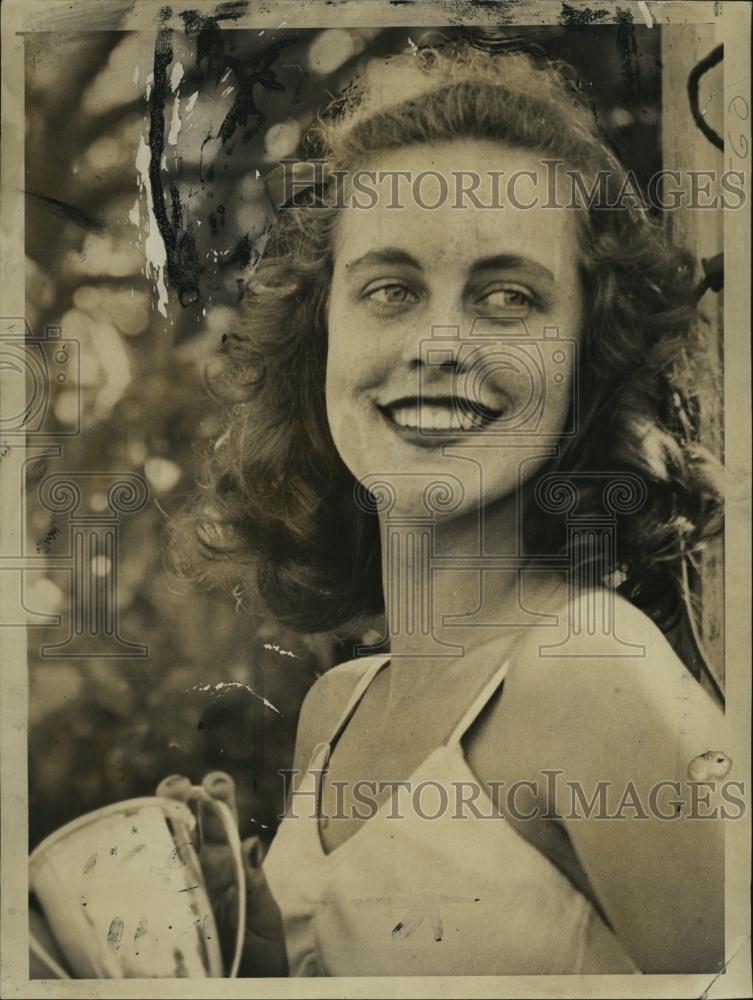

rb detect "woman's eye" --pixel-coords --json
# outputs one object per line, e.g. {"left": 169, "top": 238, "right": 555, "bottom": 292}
{"left": 363, "top": 283, "right": 419, "bottom": 305}
{"left": 478, "top": 287, "right": 533, "bottom": 311}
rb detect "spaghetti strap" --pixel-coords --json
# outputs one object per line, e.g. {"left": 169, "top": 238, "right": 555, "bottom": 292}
{"left": 445, "top": 658, "right": 511, "bottom": 746}
{"left": 327, "top": 656, "right": 390, "bottom": 752}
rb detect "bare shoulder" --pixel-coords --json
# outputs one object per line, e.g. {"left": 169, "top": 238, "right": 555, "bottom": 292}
{"left": 291, "top": 656, "right": 383, "bottom": 776}
{"left": 513, "top": 581, "right": 715, "bottom": 703}
{"left": 500, "top": 583, "right": 725, "bottom": 781}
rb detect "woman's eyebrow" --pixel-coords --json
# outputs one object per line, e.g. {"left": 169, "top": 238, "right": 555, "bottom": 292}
{"left": 346, "top": 248, "right": 423, "bottom": 273}
{"left": 470, "top": 254, "right": 555, "bottom": 286}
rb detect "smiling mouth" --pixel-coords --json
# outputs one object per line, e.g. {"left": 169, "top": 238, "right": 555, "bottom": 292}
{"left": 378, "top": 396, "right": 505, "bottom": 434}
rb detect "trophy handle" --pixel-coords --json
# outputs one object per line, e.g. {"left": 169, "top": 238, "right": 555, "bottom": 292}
{"left": 29, "top": 930, "right": 72, "bottom": 979}
{"left": 188, "top": 787, "right": 247, "bottom": 979}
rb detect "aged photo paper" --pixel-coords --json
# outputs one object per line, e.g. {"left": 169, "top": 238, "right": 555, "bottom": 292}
{"left": 1, "top": 1, "right": 751, "bottom": 997}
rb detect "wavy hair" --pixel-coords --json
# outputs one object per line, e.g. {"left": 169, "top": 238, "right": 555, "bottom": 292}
{"left": 171, "top": 42, "right": 723, "bottom": 660}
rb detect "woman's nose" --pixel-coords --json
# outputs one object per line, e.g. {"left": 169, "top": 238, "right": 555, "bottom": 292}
{"left": 398, "top": 299, "right": 465, "bottom": 371}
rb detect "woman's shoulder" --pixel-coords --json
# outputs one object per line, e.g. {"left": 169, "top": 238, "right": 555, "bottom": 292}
{"left": 498, "top": 582, "right": 724, "bottom": 777}
{"left": 291, "top": 655, "right": 386, "bottom": 775}
{"left": 511, "top": 580, "right": 696, "bottom": 694}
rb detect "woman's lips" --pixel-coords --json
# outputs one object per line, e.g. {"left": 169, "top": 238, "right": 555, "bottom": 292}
{"left": 376, "top": 396, "right": 505, "bottom": 444}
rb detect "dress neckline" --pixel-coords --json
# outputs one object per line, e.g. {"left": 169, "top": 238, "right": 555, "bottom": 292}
{"left": 312, "top": 655, "right": 511, "bottom": 861}
{"left": 307, "top": 724, "right": 606, "bottom": 939}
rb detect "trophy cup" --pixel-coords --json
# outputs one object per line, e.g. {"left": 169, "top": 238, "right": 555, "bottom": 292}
{"left": 29, "top": 787, "right": 246, "bottom": 978}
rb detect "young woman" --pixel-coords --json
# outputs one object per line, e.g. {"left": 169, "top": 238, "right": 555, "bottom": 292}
{"left": 167, "top": 42, "right": 726, "bottom": 977}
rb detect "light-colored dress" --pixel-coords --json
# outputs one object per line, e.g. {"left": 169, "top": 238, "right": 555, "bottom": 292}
{"left": 263, "top": 655, "right": 640, "bottom": 976}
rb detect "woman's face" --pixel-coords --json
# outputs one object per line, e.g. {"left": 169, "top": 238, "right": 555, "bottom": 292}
{"left": 325, "top": 139, "right": 584, "bottom": 518}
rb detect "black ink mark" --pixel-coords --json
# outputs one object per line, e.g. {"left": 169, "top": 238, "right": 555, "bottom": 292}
{"left": 26, "top": 192, "right": 106, "bottom": 234}
{"left": 148, "top": 2, "right": 289, "bottom": 307}
{"left": 559, "top": 2, "right": 609, "bottom": 27}
{"left": 147, "top": 9, "right": 201, "bottom": 307}
{"left": 36, "top": 524, "right": 60, "bottom": 554}
{"left": 179, "top": 4, "right": 287, "bottom": 151}
{"left": 24, "top": 191, "right": 107, "bottom": 234}
{"left": 107, "top": 916, "right": 124, "bottom": 951}
{"left": 615, "top": 8, "right": 640, "bottom": 95}
{"left": 468, "top": 0, "right": 519, "bottom": 19}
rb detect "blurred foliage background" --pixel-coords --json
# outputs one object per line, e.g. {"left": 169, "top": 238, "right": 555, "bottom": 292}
{"left": 26, "top": 21, "right": 665, "bottom": 848}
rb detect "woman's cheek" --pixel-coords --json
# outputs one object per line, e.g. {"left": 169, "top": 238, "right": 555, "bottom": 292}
{"left": 324, "top": 357, "right": 371, "bottom": 478}
{"left": 328, "top": 312, "right": 395, "bottom": 399}
{"left": 324, "top": 364, "right": 349, "bottom": 453}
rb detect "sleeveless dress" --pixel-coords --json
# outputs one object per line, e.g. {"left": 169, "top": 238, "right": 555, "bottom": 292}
{"left": 262, "top": 655, "right": 640, "bottom": 976}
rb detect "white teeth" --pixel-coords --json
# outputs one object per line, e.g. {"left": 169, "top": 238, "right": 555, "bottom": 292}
{"left": 388, "top": 404, "right": 495, "bottom": 432}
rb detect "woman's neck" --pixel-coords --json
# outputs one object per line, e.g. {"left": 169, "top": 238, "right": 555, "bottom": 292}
{"left": 378, "top": 489, "right": 555, "bottom": 663}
